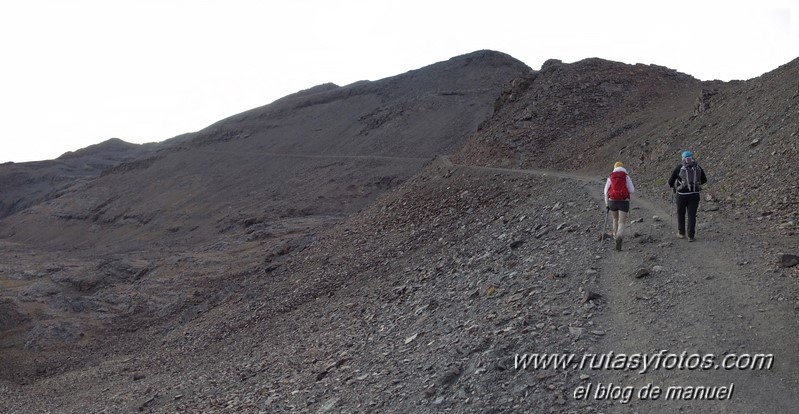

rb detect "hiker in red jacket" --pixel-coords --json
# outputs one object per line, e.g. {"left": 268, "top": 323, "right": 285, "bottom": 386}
{"left": 604, "top": 161, "right": 635, "bottom": 251}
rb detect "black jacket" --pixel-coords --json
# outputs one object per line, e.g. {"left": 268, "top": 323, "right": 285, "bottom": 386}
{"left": 668, "top": 163, "right": 707, "bottom": 194}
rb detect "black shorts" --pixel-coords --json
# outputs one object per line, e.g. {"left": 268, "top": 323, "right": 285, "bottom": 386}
{"left": 608, "top": 200, "right": 630, "bottom": 212}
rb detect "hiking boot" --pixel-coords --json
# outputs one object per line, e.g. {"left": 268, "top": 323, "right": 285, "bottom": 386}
{"left": 615, "top": 237, "right": 623, "bottom": 251}
{"left": 677, "top": 233, "right": 685, "bottom": 239}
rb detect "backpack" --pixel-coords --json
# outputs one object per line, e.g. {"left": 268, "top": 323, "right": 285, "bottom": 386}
{"left": 678, "top": 160, "right": 702, "bottom": 192}
{"left": 608, "top": 171, "right": 629, "bottom": 200}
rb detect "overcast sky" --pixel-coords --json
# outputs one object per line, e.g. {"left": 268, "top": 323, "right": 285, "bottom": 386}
{"left": 1, "top": 0, "right": 797, "bottom": 162}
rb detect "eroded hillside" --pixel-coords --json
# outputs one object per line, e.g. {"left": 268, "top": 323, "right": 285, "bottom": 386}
{"left": 456, "top": 57, "right": 799, "bottom": 228}
{"left": 0, "top": 50, "right": 531, "bottom": 383}
{"left": 1, "top": 52, "right": 797, "bottom": 413}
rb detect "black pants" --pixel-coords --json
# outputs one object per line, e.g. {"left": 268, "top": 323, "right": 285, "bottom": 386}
{"left": 676, "top": 193, "right": 700, "bottom": 238}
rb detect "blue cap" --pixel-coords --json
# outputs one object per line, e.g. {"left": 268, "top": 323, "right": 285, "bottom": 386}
{"left": 682, "top": 151, "right": 693, "bottom": 158}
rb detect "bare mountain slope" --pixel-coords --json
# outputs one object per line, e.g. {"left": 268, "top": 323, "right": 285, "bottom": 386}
{"left": 4, "top": 158, "right": 796, "bottom": 413}
{"left": 0, "top": 50, "right": 530, "bottom": 381}
{"left": 456, "top": 56, "right": 799, "bottom": 227}
{"left": 1, "top": 53, "right": 797, "bottom": 413}
{"left": 455, "top": 58, "right": 702, "bottom": 169}
{"left": 0, "top": 138, "right": 163, "bottom": 219}
{"left": 1, "top": 50, "right": 530, "bottom": 252}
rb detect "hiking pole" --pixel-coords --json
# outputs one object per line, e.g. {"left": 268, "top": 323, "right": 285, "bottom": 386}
{"left": 670, "top": 187, "right": 675, "bottom": 228}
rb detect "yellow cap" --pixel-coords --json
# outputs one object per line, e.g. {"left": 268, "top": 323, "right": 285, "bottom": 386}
{"left": 614, "top": 161, "right": 623, "bottom": 168}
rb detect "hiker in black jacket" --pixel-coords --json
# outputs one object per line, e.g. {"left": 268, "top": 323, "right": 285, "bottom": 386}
{"left": 668, "top": 151, "right": 708, "bottom": 241}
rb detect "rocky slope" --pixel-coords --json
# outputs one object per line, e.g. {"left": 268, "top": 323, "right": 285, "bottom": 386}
{"left": 455, "top": 57, "right": 799, "bottom": 229}
{"left": 1, "top": 50, "right": 531, "bottom": 252}
{"left": 0, "top": 138, "right": 164, "bottom": 219}
{"left": 0, "top": 52, "right": 797, "bottom": 413}
{"left": 0, "top": 50, "right": 531, "bottom": 381}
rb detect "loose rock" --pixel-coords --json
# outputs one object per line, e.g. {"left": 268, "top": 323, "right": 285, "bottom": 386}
{"left": 778, "top": 254, "right": 799, "bottom": 268}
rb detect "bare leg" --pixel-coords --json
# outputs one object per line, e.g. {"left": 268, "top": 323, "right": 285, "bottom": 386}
{"left": 614, "top": 210, "right": 627, "bottom": 251}
{"left": 616, "top": 210, "right": 628, "bottom": 239}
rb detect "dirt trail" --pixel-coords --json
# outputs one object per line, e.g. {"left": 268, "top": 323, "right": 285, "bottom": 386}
{"left": 592, "top": 191, "right": 799, "bottom": 413}
{"left": 195, "top": 149, "right": 431, "bottom": 163}
{"left": 452, "top": 160, "right": 799, "bottom": 413}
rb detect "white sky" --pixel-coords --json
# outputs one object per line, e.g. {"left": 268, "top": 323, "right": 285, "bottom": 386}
{"left": 1, "top": 0, "right": 797, "bottom": 162}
